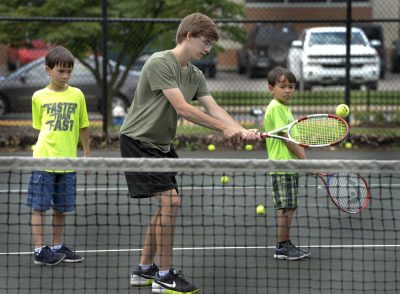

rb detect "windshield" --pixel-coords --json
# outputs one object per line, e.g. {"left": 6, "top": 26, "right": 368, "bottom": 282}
{"left": 309, "top": 31, "right": 367, "bottom": 46}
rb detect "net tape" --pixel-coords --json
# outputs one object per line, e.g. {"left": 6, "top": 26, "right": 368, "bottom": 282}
{"left": 1, "top": 156, "right": 399, "bottom": 174}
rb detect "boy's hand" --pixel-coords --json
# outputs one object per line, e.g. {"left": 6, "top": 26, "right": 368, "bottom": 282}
{"left": 222, "top": 126, "right": 243, "bottom": 143}
{"left": 241, "top": 128, "right": 261, "bottom": 141}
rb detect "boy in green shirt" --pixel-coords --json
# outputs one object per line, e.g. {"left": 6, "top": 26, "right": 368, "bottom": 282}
{"left": 264, "top": 67, "right": 310, "bottom": 260}
{"left": 27, "top": 46, "right": 90, "bottom": 266}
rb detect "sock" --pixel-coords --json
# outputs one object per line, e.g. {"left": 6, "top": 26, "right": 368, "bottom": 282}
{"left": 158, "top": 269, "right": 170, "bottom": 277}
{"left": 139, "top": 264, "right": 151, "bottom": 271}
{"left": 52, "top": 244, "right": 63, "bottom": 250}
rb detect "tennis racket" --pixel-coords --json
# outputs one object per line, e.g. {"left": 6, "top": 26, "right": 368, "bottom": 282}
{"left": 317, "top": 173, "right": 371, "bottom": 214}
{"left": 261, "top": 114, "right": 349, "bottom": 148}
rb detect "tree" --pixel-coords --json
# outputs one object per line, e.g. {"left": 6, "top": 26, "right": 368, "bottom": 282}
{"left": 0, "top": 0, "right": 245, "bottom": 132}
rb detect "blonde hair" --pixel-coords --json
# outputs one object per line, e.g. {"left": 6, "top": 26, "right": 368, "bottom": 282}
{"left": 176, "top": 13, "right": 219, "bottom": 44}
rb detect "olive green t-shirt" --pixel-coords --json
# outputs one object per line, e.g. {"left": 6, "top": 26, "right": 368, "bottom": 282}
{"left": 120, "top": 50, "right": 210, "bottom": 151}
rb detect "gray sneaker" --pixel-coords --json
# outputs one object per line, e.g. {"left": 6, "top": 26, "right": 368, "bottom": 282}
{"left": 274, "top": 241, "right": 311, "bottom": 260}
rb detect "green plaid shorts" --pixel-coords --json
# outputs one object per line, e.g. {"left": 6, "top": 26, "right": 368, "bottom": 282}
{"left": 271, "top": 174, "right": 299, "bottom": 209}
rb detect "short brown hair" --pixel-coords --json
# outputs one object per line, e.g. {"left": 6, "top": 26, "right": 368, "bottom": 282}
{"left": 45, "top": 46, "right": 74, "bottom": 69}
{"left": 267, "top": 67, "right": 296, "bottom": 86}
{"left": 176, "top": 13, "right": 219, "bottom": 44}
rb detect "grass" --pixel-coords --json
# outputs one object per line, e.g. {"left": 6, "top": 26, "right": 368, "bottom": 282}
{"left": 207, "top": 90, "right": 400, "bottom": 106}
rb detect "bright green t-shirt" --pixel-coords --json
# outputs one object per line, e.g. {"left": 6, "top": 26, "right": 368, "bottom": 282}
{"left": 119, "top": 50, "right": 210, "bottom": 151}
{"left": 32, "top": 85, "right": 89, "bottom": 158}
{"left": 264, "top": 98, "right": 297, "bottom": 161}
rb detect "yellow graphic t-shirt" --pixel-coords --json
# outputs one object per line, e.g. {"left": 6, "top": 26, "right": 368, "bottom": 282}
{"left": 32, "top": 85, "right": 89, "bottom": 158}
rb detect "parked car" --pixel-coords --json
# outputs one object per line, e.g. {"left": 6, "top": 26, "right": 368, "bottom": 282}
{"left": 0, "top": 57, "right": 139, "bottom": 118}
{"left": 391, "top": 39, "right": 400, "bottom": 73}
{"left": 237, "top": 24, "right": 298, "bottom": 78}
{"left": 7, "top": 39, "right": 49, "bottom": 71}
{"left": 287, "top": 27, "right": 380, "bottom": 90}
{"left": 357, "top": 24, "right": 386, "bottom": 79}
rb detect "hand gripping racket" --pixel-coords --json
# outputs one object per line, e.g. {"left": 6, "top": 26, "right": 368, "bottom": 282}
{"left": 261, "top": 114, "right": 349, "bottom": 148}
{"left": 318, "top": 173, "right": 371, "bottom": 214}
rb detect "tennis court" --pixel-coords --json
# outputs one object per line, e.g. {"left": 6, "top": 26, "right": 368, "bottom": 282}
{"left": 0, "top": 153, "right": 399, "bottom": 293}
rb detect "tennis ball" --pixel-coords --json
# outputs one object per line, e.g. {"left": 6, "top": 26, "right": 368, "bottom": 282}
{"left": 208, "top": 144, "right": 216, "bottom": 152}
{"left": 336, "top": 104, "right": 350, "bottom": 118}
{"left": 345, "top": 142, "right": 352, "bottom": 149}
{"left": 220, "top": 175, "right": 229, "bottom": 185}
{"left": 256, "top": 205, "right": 266, "bottom": 215}
{"left": 245, "top": 144, "right": 253, "bottom": 151}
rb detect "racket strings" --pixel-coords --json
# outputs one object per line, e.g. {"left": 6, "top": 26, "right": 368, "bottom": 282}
{"left": 327, "top": 173, "right": 369, "bottom": 214}
{"left": 291, "top": 117, "right": 347, "bottom": 146}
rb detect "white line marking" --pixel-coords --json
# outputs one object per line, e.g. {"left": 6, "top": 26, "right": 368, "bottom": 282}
{"left": 1, "top": 244, "right": 399, "bottom": 255}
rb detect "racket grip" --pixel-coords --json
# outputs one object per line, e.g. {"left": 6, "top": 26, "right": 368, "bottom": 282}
{"left": 259, "top": 132, "right": 268, "bottom": 139}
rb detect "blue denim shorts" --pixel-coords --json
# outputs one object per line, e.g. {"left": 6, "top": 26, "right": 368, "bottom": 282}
{"left": 27, "top": 171, "right": 77, "bottom": 212}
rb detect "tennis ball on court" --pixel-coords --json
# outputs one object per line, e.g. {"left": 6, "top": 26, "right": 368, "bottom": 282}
{"left": 256, "top": 205, "right": 266, "bottom": 215}
{"left": 208, "top": 144, "right": 216, "bottom": 152}
{"left": 220, "top": 175, "right": 229, "bottom": 185}
{"left": 345, "top": 142, "right": 352, "bottom": 149}
{"left": 336, "top": 104, "right": 350, "bottom": 118}
{"left": 245, "top": 144, "right": 253, "bottom": 151}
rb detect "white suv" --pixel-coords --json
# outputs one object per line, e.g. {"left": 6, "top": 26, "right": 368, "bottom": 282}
{"left": 288, "top": 27, "right": 380, "bottom": 90}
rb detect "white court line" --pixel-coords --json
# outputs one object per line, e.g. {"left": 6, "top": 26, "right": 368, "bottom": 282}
{"left": 1, "top": 244, "right": 400, "bottom": 255}
{"left": 0, "top": 183, "right": 398, "bottom": 194}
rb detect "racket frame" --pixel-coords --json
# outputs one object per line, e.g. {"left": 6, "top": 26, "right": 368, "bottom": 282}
{"left": 261, "top": 114, "right": 349, "bottom": 148}
{"left": 318, "top": 173, "right": 371, "bottom": 214}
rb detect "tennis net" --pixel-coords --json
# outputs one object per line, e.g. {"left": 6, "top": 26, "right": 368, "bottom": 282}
{"left": 0, "top": 156, "right": 399, "bottom": 294}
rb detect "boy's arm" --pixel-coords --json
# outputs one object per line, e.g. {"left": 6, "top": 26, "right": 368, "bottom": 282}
{"left": 281, "top": 133, "right": 307, "bottom": 159}
{"left": 198, "top": 95, "right": 258, "bottom": 136}
{"left": 162, "top": 88, "right": 246, "bottom": 141}
{"left": 79, "top": 127, "right": 91, "bottom": 157}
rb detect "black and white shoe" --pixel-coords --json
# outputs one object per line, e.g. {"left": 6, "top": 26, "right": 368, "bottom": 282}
{"left": 152, "top": 268, "right": 200, "bottom": 294}
{"left": 130, "top": 263, "right": 159, "bottom": 286}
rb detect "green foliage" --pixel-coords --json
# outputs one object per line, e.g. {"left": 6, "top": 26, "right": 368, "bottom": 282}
{"left": 0, "top": 0, "right": 246, "bottom": 128}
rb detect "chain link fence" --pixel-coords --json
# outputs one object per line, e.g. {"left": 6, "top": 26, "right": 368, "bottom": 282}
{"left": 0, "top": 4, "right": 399, "bottom": 149}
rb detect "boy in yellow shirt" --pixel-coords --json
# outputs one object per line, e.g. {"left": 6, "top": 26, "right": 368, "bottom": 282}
{"left": 27, "top": 46, "right": 90, "bottom": 266}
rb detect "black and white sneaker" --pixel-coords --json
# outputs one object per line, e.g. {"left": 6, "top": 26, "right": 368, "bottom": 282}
{"left": 152, "top": 268, "right": 199, "bottom": 294}
{"left": 274, "top": 240, "right": 311, "bottom": 260}
{"left": 130, "top": 263, "right": 159, "bottom": 286}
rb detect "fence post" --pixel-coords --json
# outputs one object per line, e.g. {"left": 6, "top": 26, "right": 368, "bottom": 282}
{"left": 101, "top": 0, "right": 109, "bottom": 137}
{"left": 344, "top": 0, "right": 352, "bottom": 124}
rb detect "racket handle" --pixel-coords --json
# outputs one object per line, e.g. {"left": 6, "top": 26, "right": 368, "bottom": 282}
{"left": 260, "top": 132, "right": 268, "bottom": 139}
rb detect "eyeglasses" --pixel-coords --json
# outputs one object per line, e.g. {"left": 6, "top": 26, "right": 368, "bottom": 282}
{"left": 199, "top": 37, "right": 213, "bottom": 49}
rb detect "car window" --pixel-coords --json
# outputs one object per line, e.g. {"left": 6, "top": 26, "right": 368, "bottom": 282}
{"left": 309, "top": 32, "right": 367, "bottom": 46}
{"left": 25, "top": 63, "right": 48, "bottom": 84}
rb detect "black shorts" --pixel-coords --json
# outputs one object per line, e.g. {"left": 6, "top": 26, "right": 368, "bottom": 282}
{"left": 119, "top": 135, "right": 178, "bottom": 198}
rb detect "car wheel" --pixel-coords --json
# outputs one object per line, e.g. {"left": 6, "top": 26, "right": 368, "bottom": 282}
{"left": 366, "top": 81, "right": 378, "bottom": 90}
{"left": 0, "top": 96, "right": 8, "bottom": 118}
{"left": 303, "top": 82, "right": 312, "bottom": 90}
{"left": 268, "top": 44, "right": 289, "bottom": 66}
{"left": 247, "top": 65, "right": 258, "bottom": 79}
{"left": 112, "top": 96, "right": 128, "bottom": 117}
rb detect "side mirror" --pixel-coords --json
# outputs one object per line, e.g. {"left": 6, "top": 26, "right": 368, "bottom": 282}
{"left": 370, "top": 40, "right": 382, "bottom": 47}
{"left": 291, "top": 40, "right": 303, "bottom": 48}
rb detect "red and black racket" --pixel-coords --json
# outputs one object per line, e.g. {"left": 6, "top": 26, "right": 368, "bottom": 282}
{"left": 318, "top": 172, "right": 371, "bottom": 214}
